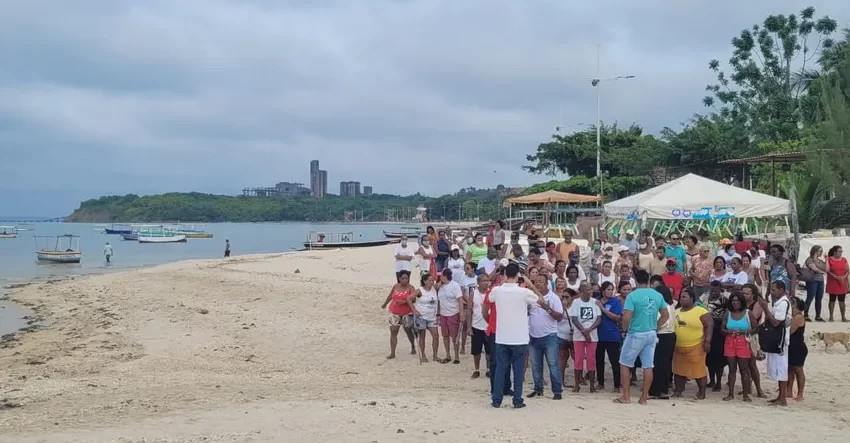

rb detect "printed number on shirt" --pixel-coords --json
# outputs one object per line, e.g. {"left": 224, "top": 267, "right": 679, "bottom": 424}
{"left": 580, "top": 307, "right": 594, "bottom": 320}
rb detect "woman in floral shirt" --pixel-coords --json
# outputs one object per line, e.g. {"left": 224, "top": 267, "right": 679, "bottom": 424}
{"left": 690, "top": 245, "right": 714, "bottom": 298}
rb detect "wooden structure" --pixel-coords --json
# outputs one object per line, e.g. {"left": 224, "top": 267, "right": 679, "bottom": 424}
{"left": 718, "top": 150, "right": 834, "bottom": 196}
{"left": 503, "top": 190, "right": 603, "bottom": 239}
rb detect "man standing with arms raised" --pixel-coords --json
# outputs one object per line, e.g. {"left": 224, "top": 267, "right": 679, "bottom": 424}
{"left": 615, "top": 269, "right": 669, "bottom": 405}
{"left": 489, "top": 263, "right": 545, "bottom": 409}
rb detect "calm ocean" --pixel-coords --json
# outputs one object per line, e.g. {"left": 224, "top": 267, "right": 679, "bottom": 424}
{"left": 0, "top": 222, "right": 407, "bottom": 334}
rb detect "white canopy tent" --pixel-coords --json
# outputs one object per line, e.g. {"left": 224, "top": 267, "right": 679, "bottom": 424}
{"left": 604, "top": 173, "right": 792, "bottom": 220}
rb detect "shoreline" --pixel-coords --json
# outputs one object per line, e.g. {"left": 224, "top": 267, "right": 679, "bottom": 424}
{"left": 1, "top": 246, "right": 849, "bottom": 442}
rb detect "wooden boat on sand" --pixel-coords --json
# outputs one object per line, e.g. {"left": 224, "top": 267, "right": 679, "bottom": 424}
{"left": 304, "top": 231, "right": 392, "bottom": 249}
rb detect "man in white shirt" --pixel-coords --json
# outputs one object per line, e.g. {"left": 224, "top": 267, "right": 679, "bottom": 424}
{"left": 760, "top": 280, "right": 793, "bottom": 406}
{"left": 488, "top": 263, "right": 544, "bottom": 409}
{"left": 393, "top": 235, "right": 415, "bottom": 281}
{"left": 527, "top": 275, "right": 565, "bottom": 400}
{"left": 477, "top": 247, "right": 498, "bottom": 275}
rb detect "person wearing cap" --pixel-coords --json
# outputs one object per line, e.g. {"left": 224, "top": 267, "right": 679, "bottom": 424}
{"left": 717, "top": 239, "right": 739, "bottom": 269}
{"left": 615, "top": 245, "right": 633, "bottom": 273}
{"left": 664, "top": 234, "right": 687, "bottom": 274}
{"left": 447, "top": 245, "right": 465, "bottom": 276}
{"left": 660, "top": 257, "right": 686, "bottom": 301}
{"left": 619, "top": 229, "right": 639, "bottom": 255}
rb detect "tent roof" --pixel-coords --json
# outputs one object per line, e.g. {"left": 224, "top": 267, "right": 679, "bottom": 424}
{"left": 505, "top": 190, "right": 602, "bottom": 206}
{"left": 604, "top": 173, "right": 791, "bottom": 220}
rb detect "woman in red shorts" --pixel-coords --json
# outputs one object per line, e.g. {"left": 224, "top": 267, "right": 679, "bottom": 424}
{"left": 825, "top": 245, "right": 849, "bottom": 322}
{"left": 720, "top": 291, "right": 757, "bottom": 402}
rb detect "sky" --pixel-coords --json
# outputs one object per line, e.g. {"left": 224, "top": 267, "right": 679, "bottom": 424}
{"left": 1, "top": 0, "right": 849, "bottom": 217}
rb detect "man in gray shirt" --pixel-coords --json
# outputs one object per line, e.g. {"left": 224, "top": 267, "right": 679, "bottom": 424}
{"left": 619, "top": 229, "right": 639, "bottom": 255}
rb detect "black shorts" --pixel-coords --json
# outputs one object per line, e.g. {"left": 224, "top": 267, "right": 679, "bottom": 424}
{"left": 829, "top": 293, "right": 847, "bottom": 303}
{"left": 471, "top": 328, "right": 491, "bottom": 356}
{"left": 224, "top": 250, "right": 231, "bottom": 257}
{"left": 493, "top": 244, "right": 503, "bottom": 251}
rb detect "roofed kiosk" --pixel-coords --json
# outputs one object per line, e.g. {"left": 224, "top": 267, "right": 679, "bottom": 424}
{"left": 504, "top": 190, "right": 602, "bottom": 206}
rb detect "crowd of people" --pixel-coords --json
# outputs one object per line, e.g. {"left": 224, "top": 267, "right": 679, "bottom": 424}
{"left": 382, "top": 224, "right": 846, "bottom": 408}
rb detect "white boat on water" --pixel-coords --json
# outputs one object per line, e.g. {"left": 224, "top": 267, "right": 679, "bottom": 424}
{"left": 34, "top": 234, "right": 82, "bottom": 263}
{"left": 0, "top": 225, "right": 17, "bottom": 238}
{"left": 137, "top": 228, "right": 187, "bottom": 243}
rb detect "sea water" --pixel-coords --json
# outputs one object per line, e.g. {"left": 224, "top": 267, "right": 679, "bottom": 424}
{"left": 0, "top": 222, "right": 408, "bottom": 334}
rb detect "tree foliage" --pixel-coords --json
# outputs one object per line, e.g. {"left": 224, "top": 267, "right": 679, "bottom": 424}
{"left": 703, "top": 7, "right": 837, "bottom": 143}
{"left": 68, "top": 189, "right": 508, "bottom": 223}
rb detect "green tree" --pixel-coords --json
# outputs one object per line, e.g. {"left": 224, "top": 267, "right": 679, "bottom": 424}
{"left": 703, "top": 7, "right": 837, "bottom": 143}
{"left": 524, "top": 123, "right": 667, "bottom": 181}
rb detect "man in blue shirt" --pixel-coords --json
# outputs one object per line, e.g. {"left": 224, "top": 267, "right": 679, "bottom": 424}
{"left": 619, "top": 229, "right": 639, "bottom": 255}
{"left": 664, "top": 234, "right": 687, "bottom": 273}
{"left": 615, "top": 269, "right": 669, "bottom": 405}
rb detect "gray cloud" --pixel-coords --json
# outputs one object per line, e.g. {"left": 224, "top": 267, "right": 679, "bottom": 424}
{"left": 0, "top": 0, "right": 848, "bottom": 216}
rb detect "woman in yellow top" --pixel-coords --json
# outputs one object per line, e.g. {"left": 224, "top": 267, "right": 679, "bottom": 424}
{"left": 672, "top": 288, "right": 714, "bottom": 400}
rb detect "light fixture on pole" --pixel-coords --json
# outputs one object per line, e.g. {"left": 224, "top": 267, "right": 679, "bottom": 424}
{"left": 590, "top": 44, "right": 635, "bottom": 198}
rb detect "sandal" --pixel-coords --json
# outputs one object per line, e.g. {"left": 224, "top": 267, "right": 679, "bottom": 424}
{"left": 453, "top": 359, "right": 460, "bottom": 364}
{"left": 439, "top": 358, "right": 451, "bottom": 364}
{"left": 471, "top": 371, "right": 480, "bottom": 379}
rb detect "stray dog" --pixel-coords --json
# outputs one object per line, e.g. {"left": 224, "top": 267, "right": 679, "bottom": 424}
{"left": 811, "top": 331, "right": 850, "bottom": 353}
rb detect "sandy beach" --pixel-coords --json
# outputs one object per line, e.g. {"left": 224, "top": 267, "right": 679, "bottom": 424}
{"left": 2, "top": 245, "right": 850, "bottom": 442}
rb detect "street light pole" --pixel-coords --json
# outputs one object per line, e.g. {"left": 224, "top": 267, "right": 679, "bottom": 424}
{"left": 590, "top": 44, "right": 635, "bottom": 199}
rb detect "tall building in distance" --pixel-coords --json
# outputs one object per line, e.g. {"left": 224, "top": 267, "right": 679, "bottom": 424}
{"left": 309, "top": 160, "right": 327, "bottom": 197}
{"left": 363, "top": 186, "right": 373, "bottom": 196}
{"left": 339, "top": 181, "right": 361, "bottom": 197}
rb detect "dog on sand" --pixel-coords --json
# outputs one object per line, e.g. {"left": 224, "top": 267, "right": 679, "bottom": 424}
{"left": 811, "top": 331, "right": 850, "bottom": 352}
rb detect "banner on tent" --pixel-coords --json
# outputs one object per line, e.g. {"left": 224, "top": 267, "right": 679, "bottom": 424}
{"left": 670, "top": 206, "right": 736, "bottom": 220}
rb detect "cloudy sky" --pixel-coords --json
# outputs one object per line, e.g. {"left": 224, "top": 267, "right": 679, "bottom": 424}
{"left": 1, "top": 0, "right": 848, "bottom": 216}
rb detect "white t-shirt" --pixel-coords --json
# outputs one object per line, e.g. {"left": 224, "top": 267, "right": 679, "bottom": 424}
{"left": 718, "top": 250, "right": 740, "bottom": 268}
{"left": 394, "top": 244, "right": 414, "bottom": 272}
{"left": 414, "top": 287, "right": 438, "bottom": 321}
{"left": 477, "top": 257, "right": 497, "bottom": 275}
{"left": 568, "top": 298, "right": 602, "bottom": 342}
{"left": 419, "top": 245, "right": 434, "bottom": 271}
{"left": 773, "top": 295, "right": 792, "bottom": 346}
{"left": 528, "top": 291, "right": 563, "bottom": 338}
{"left": 598, "top": 272, "right": 616, "bottom": 287}
{"left": 447, "top": 257, "right": 465, "bottom": 275}
{"left": 557, "top": 316, "right": 572, "bottom": 340}
{"left": 489, "top": 283, "right": 538, "bottom": 345}
{"left": 438, "top": 280, "right": 464, "bottom": 316}
{"left": 723, "top": 271, "right": 749, "bottom": 286}
{"left": 457, "top": 273, "right": 478, "bottom": 297}
{"left": 471, "top": 289, "right": 489, "bottom": 331}
{"left": 566, "top": 279, "right": 581, "bottom": 292}
{"left": 658, "top": 304, "right": 676, "bottom": 334}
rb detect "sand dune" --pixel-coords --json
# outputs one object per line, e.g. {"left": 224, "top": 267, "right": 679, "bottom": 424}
{"left": 1, "top": 246, "right": 850, "bottom": 442}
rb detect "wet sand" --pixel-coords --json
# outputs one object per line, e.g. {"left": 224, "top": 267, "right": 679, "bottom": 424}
{"left": 1, "top": 247, "right": 849, "bottom": 442}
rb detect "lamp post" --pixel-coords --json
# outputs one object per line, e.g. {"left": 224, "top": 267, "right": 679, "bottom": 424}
{"left": 591, "top": 44, "right": 635, "bottom": 198}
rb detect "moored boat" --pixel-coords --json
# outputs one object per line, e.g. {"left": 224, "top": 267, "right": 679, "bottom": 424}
{"left": 34, "top": 234, "right": 82, "bottom": 263}
{"left": 183, "top": 232, "right": 213, "bottom": 238}
{"left": 138, "top": 228, "right": 187, "bottom": 243}
{"left": 382, "top": 226, "right": 423, "bottom": 239}
{"left": 304, "top": 231, "right": 392, "bottom": 249}
{"left": 0, "top": 225, "right": 17, "bottom": 239}
{"left": 104, "top": 223, "right": 133, "bottom": 235}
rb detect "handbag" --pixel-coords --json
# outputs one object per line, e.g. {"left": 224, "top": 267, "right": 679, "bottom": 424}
{"left": 757, "top": 299, "right": 789, "bottom": 354}
{"left": 797, "top": 260, "right": 814, "bottom": 283}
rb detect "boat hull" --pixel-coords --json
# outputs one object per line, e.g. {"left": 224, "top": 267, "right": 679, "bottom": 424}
{"left": 183, "top": 233, "right": 213, "bottom": 238}
{"left": 122, "top": 233, "right": 139, "bottom": 241}
{"left": 138, "top": 235, "right": 187, "bottom": 243}
{"left": 303, "top": 239, "right": 392, "bottom": 249}
{"left": 36, "top": 251, "right": 82, "bottom": 263}
{"left": 105, "top": 228, "right": 133, "bottom": 235}
{"left": 0, "top": 234, "right": 16, "bottom": 239}
{"left": 383, "top": 231, "right": 423, "bottom": 239}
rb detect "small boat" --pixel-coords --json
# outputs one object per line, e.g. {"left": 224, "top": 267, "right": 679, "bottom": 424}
{"left": 122, "top": 233, "right": 139, "bottom": 241}
{"left": 304, "top": 231, "right": 392, "bottom": 249}
{"left": 34, "top": 234, "right": 82, "bottom": 263}
{"left": 183, "top": 232, "right": 213, "bottom": 239}
{"left": 0, "top": 225, "right": 17, "bottom": 239}
{"left": 137, "top": 228, "right": 187, "bottom": 244}
{"left": 383, "top": 226, "right": 423, "bottom": 238}
{"left": 104, "top": 223, "right": 133, "bottom": 235}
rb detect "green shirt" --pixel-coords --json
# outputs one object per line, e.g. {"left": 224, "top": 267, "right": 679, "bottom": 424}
{"left": 624, "top": 287, "right": 665, "bottom": 333}
{"left": 468, "top": 244, "right": 488, "bottom": 264}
